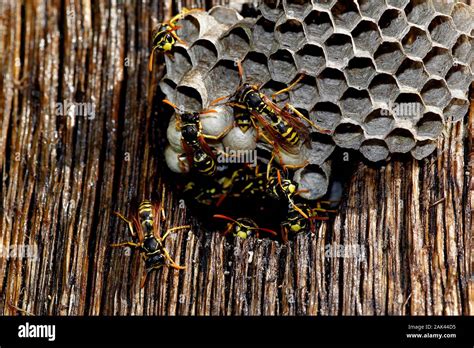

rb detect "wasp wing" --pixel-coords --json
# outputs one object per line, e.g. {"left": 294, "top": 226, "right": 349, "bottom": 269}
{"left": 261, "top": 95, "right": 312, "bottom": 148}
{"left": 250, "top": 110, "right": 300, "bottom": 155}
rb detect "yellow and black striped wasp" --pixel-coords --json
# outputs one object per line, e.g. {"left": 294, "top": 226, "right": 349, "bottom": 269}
{"left": 280, "top": 201, "right": 336, "bottom": 243}
{"left": 212, "top": 61, "right": 330, "bottom": 159}
{"left": 221, "top": 164, "right": 267, "bottom": 198}
{"left": 263, "top": 154, "right": 311, "bottom": 220}
{"left": 112, "top": 191, "right": 190, "bottom": 288}
{"left": 182, "top": 176, "right": 230, "bottom": 207}
{"left": 213, "top": 214, "right": 277, "bottom": 239}
{"left": 149, "top": 8, "right": 203, "bottom": 71}
{"left": 163, "top": 99, "right": 231, "bottom": 176}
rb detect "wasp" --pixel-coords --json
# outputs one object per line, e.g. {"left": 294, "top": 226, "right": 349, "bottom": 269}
{"left": 280, "top": 202, "right": 335, "bottom": 243}
{"left": 112, "top": 195, "right": 190, "bottom": 288}
{"left": 213, "top": 61, "right": 330, "bottom": 158}
{"left": 182, "top": 177, "right": 229, "bottom": 207}
{"left": 223, "top": 165, "right": 267, "bottom": 197}
{"left": 149, "top": 8, "right": 203, "bottom": 71}
{"left": 263, "top": 155, "right": 312, "bottom": 220}
{"left": 163, "top": 100, "right": 231, "bottom": 176}
{"left": 213, "top": 215, "right": 277, "bottom": 239}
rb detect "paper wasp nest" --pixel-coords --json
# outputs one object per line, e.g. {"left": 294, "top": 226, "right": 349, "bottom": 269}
{"left": 161, "top": 1, "right": 474, "bottom": 200}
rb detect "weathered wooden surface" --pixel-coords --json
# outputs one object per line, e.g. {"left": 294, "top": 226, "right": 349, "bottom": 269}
{"left": 0, "top": 0, "right": 472, "bottom": 316}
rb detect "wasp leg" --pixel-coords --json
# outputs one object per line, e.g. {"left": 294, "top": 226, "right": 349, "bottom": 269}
{"left": 202, "top": 125, "right": 232, "bottom": 141}
{"left": 168, "top": 8, "right": 203, "bottom": 27}
{"left": 162, "top": 247, "right": 186, "bottom": 270}
{"left": 282, "top": 160, "right": 309, "bottom": 172}
{"left": 110, "top": 241, "right": 140, "bottom": 248}
{"left": 161, "top": 225, "right": 191, "bottom": 241}
{"left": 283, "top": 103, "right": 331, "bottom": 134}
{"left": 271, "top": 74, "right": 304, "bottom": 100}
{"left": 114, "top": 212, "right": 137, "bottom": 237}
{"left": 169, "top": 30, "right": 187, "bottom": 46}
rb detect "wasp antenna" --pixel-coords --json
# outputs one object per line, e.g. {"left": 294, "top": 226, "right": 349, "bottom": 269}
{"left": 276, "top": 170, "right": 283, "bottom": 188}
{"left": 148, "top": 49, "right": 156, "bottom": 72}
{"left": 236, "top": 60, "right": 244, "bottom": 84}
{"left": 200, "top": 109, "right": 218, "bottom": 115}
{"left": 162, "top": 99, "right": 178, "bottom": 109}
{"left": 256, "top": 227, "right": 278, "bottom": 236}
{"left": 210, "top": 95, "right": 229, "bottom": 106}
{"left": 213, "top": 214, "right": 238, "bottom": 224}
{"left": 216, "top": 193, "right": 228, "bottom": 207}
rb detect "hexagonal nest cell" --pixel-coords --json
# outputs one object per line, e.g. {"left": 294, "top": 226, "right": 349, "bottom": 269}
{"left": 443, "top": 98, "right": 469, "bottom": 123}
{"left": 304, "top": 10, "right": 334, "bottom": 43}
{"left": 420, "top": 79, "right": 451, "bottom": 109}
{"left": 428, "top": 16, "right": 459, "bottom": 48}
{"left": 330, "top": 0, "right": 361, "bottom": 31}
{"left": 276, "top": 18, "right": 306, "bottom": 48}
{"left": 312, "top": 0, "right": 336, "bottom": 10}
{"left": 404, "top": 0, "right": 436, "bottom": 27}
{"left": 374, "top": 41, "right": 405, "bottom": 73}
{"left": 189, "top": 39, "right": 219, "bottom": 72}
{"left": 357, "top": 0, "right": 387, "bottom": 20}
{"left": 402, "top": 26, "right": 432, "bottom": 59}
{"left": 165, "top": 46, "right": 193, "bottom": 83}
{"left": 295, "top": 44, "right": 326, "bottom": 76}
{"left": 368, "top": 73, "right": 400, "bottom": 104}
{"left": 176, "top": 84, "right": 204, "bottom": 112}
{"left": 395, "top": 58, "right": 429, "bottom": 90}
{"left": 416, "top": 112, "right": 444, "bottom": 139}
{"left": 268, "top": 49, "right": 298, "bottom": 83}
{"left": 260, "top": 0, "right": 283, "bottom": 21}
{"left": 452, "top": 34, "right": 473, "bottom": 66}
{"left": 360, "top": 139, "right": 390, "bottom": 162}
{"left": 260, "top": 79, "right": 289, "bottom": 103}
{"left": 175, "top": 15, "right": 201, "bottom": 43}
{"left": 333, "top": 122, "right": 364, "bottom": 149}
{"left": 324, "top": 33, "right": 354, "bottom": 66}
{"left": 344, "top": 57, "right": 376, "bottom": 89}
{"left": 220, "top": 26, "right": 251, "bottom": 59}
{"left": 445, "top": 65, "right": 473, "bottom": 92}
{"left": 205, "top": 59, "right": 241, "bottom": 100}
{"left": 411, "top": 140, "right": 437, "bottom": 160}
{"left": 385, "top": 128, "right": 416, "bottom": 153}
{"left": 316, "top": 68, "right": 348, "bottom": 102}
{"left": 310, "top": 101, "right": 342, "bottom": 131}
{"left": 451, "top": 2, "right": 473, "bottom": 34}
{"left": 293, "top": 164, "right": 331, "bottom": 200}
{"left": 393, "top": 93, "right": 424, "bottom": 122}
{"left": 423, "top": 47, "right": 453, "bottom": 78}
{"left": 288, "top": 75, "right": 320, "bottom": 109}
{"left": 351, "top": 20, "right": 383, "bottom": 55}
{"left": 283, "top": 0, "right": 313, "bottom": 19}
{"left": 242, "top": 51, "right": 270, "bottom": 84}
{"left": 252, "top": 17, "right": 277, "bottom": 54}
{"left": 340, "top": 88, "right": 373, "bottom": 123}
{"left": 302, "top": 132, "right": 336, "bottom": 165}
{"left": 363, "top": 109, "right": 395, "bottom": 138}
{"left": 378, "top": 8, "right": 409, "bottom": 39}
